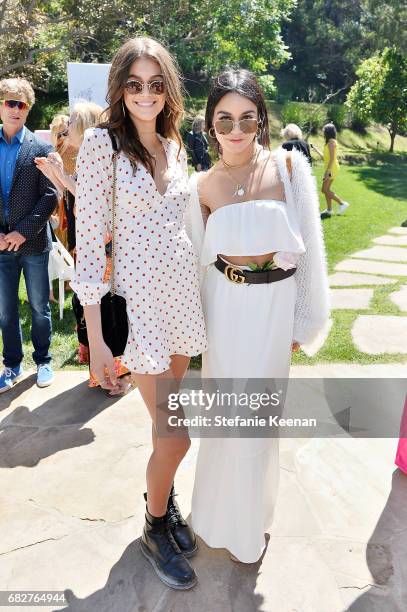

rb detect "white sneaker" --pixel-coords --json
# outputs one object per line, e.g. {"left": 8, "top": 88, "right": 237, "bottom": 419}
{"left": 320, "top": 209, "right": 333, "bottom": 219}
{"left": 338, "top": 202, "right": 350, "bottom": 215}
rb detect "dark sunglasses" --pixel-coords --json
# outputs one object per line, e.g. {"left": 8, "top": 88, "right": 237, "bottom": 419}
{"left": 0, "top": 99, "right": 30, "bottom": 111}
{"left": 124, "top": 79, "right": 165, "bottom": 95}
{"left": 214, "top": 118, "right": 260, "bottom": 135}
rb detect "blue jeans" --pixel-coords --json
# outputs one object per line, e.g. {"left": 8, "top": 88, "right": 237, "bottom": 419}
{"left": 0, "top": 251, "right": 52, "bottom": 368}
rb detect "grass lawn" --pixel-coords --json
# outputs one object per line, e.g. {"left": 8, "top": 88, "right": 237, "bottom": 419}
{"left": 2, "top": 152, "right": 407, "bottom": 371}
{"left": 292, "top": 156, "right": 407, "bottom": 365}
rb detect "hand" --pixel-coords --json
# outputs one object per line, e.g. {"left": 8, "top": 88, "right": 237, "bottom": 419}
{"left": 34, "top": 157, "right": 57, "bottom": 182}
{"left": 4, "top": 231, "right": 26, "bottom": 251}
{"left": 0, "top": 233, "right": 9, "bottom": 251}
{"left": 47, "top": 151, "right": 64, "bottom": 171}
{"left": 108, "top": 375, "right": 132, "bottom": 396}
{"left": 35, "top": 153, "right": 65, "bottom": 185}
{"left": 291, "top": 341, "right": 301, "bottom": 352}
{"left": 89, "top": 341, "right": 121, "bottom": 392}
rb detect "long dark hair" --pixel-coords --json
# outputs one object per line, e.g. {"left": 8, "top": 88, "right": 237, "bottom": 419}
{"left": 205, "top": 69, "right": 270, "bottom": 152}
{"left": 323, "top": 123, "right": 337, "bottom": 143}
{"left": 99, "top": 37, "right": 185, "bottom": 174}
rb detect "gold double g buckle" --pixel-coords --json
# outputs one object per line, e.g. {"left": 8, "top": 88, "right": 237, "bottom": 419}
{"left": 224, "top": 264, "right": 246, "bottom": 284}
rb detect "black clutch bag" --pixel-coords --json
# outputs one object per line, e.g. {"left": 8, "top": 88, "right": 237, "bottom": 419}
{"left": 72, "top": 129, "right": 129, "bottom": 357}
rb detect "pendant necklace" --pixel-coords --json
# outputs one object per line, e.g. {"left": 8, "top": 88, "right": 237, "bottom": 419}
{"left": 221, "top": 147, "right": 261, "bottom": 198}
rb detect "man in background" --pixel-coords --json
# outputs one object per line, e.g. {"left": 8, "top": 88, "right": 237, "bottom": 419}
{"left": 0, "top": 77, "right": 58, "bottom": 393}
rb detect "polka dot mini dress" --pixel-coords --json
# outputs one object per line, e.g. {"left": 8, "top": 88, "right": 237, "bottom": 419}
{"left": 71, "top": 127, "right": 208, "bottom": 374}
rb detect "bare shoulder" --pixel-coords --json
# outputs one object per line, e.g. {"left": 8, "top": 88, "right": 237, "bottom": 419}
{"left": 196, "top": 163, "right": 222, "bottom": 208}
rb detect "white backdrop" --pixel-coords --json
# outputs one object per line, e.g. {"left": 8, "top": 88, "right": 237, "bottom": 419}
{"left": 67, "top": 62, "right": 111, "bottom": 111}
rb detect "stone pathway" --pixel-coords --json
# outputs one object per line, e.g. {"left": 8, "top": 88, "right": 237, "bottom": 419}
{"left": 389, "top": 285, "right": 407, "bottom": 312}
{"left": 1, "top": 367, "right": 406, "bottom": 612}
{"left": 329, "top": 226, "right": 407, "bottom": 355}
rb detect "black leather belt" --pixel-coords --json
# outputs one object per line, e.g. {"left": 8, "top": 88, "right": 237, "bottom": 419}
{"left": 214, "top": 256, "right": 296, "bottom": 285}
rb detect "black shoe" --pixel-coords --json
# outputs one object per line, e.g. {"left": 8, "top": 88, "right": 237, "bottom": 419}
{"left": 140, "top": 505, "right": 197, "bottom": 590}
{"left": 166, "top": 485, "right": 198, "bottom": 558}
{"left": 320, "top": 211, "right": 333, "bottom": 220}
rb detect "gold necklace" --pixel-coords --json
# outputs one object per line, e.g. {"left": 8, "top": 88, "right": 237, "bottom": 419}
{"left": 221, "top": 148, "right": 261, "bottom": 197}
{"left": 222, "top": 148, "right": 258, "bottom": 169}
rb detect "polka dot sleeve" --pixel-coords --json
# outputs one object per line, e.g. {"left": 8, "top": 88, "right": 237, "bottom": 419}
{"left": 70, "top": 128, "right": 111, "bottom": 305}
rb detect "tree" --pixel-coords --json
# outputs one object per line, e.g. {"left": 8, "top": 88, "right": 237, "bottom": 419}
{"left": 278, "top": 0, "right": 407, "bottom": 102}
{"left": 346, "top": 47, "right": 407, "bottom": 152}
{"left": 279, "top": 0, "right": 366, "bottom": 100}
{"left": 362, "top": 0, "right": 407, "bottom": 55}
{"left": 1, "top": 0, "right": 296, "bottom": 91}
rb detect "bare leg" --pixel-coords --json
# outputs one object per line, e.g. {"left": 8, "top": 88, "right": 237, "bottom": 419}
{"left": 321, "top": 178, "right": 333, "bottom": 212}
{"left": 49, "top": 281, "right": 57, "bottom": 303}
{"left": 324, "top": 178, "right": 346, "bottom": 206}
{"left": 151, "top": 354, "right": 190, "bottom": 452}
{"left": 135, "top": 355, "right": 191, "bottom": 517}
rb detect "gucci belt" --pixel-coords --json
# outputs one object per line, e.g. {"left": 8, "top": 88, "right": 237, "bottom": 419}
{"left": 214, "top": 256, "right": 296, "bottom": 285}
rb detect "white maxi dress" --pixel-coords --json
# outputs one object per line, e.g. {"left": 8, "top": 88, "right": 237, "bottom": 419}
{"left": 185, "top": 147, "right": 331, "bottom": 563}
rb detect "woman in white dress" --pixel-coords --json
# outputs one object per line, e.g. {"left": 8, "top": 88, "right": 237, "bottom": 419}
{"left": 186, "top": 69, "right": 330, "bottom": 563}
{"left": 71, "top": 38, "right": 207, "bottom": 589}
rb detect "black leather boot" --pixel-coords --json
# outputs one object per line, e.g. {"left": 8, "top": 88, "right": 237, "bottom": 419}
{"left": 140, "top": 502, "right": 197, "bottom": 590}
{"left": 166, "top": 485, "right": 198, "bottom": 558}
{"left": 143, "top": 489, "right": 198, "bottom": 558}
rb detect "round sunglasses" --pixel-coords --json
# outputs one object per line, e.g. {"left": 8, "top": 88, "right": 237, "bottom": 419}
{"left": 0, "top": 99, "right": 30, "bottom": 111}
{"left": 124, "top": 79, "right": 165, "bottom": 95}
{"left": 214, "top": 118, "right": 260, "bottom": 135}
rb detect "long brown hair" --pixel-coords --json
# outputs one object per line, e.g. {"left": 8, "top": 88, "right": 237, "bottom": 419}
{"left": 99, "top": 37, "right": 185, "bottom": 174}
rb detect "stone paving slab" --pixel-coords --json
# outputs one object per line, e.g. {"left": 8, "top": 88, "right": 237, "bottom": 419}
{"left": 388, "top": 227, "right": 407, "bottom": 235}
{"left": 1, "top": 367, "right": 406, "bottom": 612}
{"left": 352, "top": 315, "right": 407, "bottom": 354}
{"left": 330, "top": 288, "right": 374, "bottom": 309}
{"left": 351, "top": 245, "right": 407, "bottom": 263}
{"left": 336, "top": 258, "right": 407, "bottom": 277}
{"left": 373, "top": 234, "right": 407, "bottom": 246}
{"left": 389, "top": 285, "right": 407, "bottom": 312}
{"left": 329, "top": 272, "right": 395, "bottom": 287}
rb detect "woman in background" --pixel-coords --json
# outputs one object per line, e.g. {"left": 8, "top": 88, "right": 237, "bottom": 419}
{"left": 186, "top": 115, "right": 211, "bottom": 171}
{"left": 281, "top": 123, "right": 312, "bottom": 165}
{"left": 35, "top": 102, "right": 130, "bottom": 389}
{"left": 311, "top": 123, "right": 350, "bottom": 219}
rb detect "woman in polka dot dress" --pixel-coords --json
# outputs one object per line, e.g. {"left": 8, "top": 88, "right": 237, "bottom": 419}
{"left": 71, "top": 37, "right": 207, "bottom": 590}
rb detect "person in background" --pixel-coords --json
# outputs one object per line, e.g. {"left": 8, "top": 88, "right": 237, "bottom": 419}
{"left": 48, "top": 114, "right": 70, "bottom": 302}
{"left": 37, "top": 102, "right": 102, "bottom": 255}
{"left": 35, "top": 101, "right": 130, "bottom": 391}
{"left": 0, "top": 77, "right": 58, "bottom": 392}
{"left": 49, "top": 114, "right": 71, "bottom": 249}
{"left": 186, "top": 115, "right": 211, "bottom": 171}
{"left": 310, "top": 123, "right": 350, "bottom": 219}
{"left": 281, "top": 123, "right": 312, "bottom": 165}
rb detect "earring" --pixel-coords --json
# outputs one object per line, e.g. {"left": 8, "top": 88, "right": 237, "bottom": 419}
{"left": 256, "top": 125, "right": 262, "bottom": 138}
{"left": 164, "top": 106, "right": 171, "bottom": 118}
{"left": 208, "top": 127, "right": 216, "bottom": 138}
{"left": 121, "top": 98, "right": 126, "bottom": 117}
